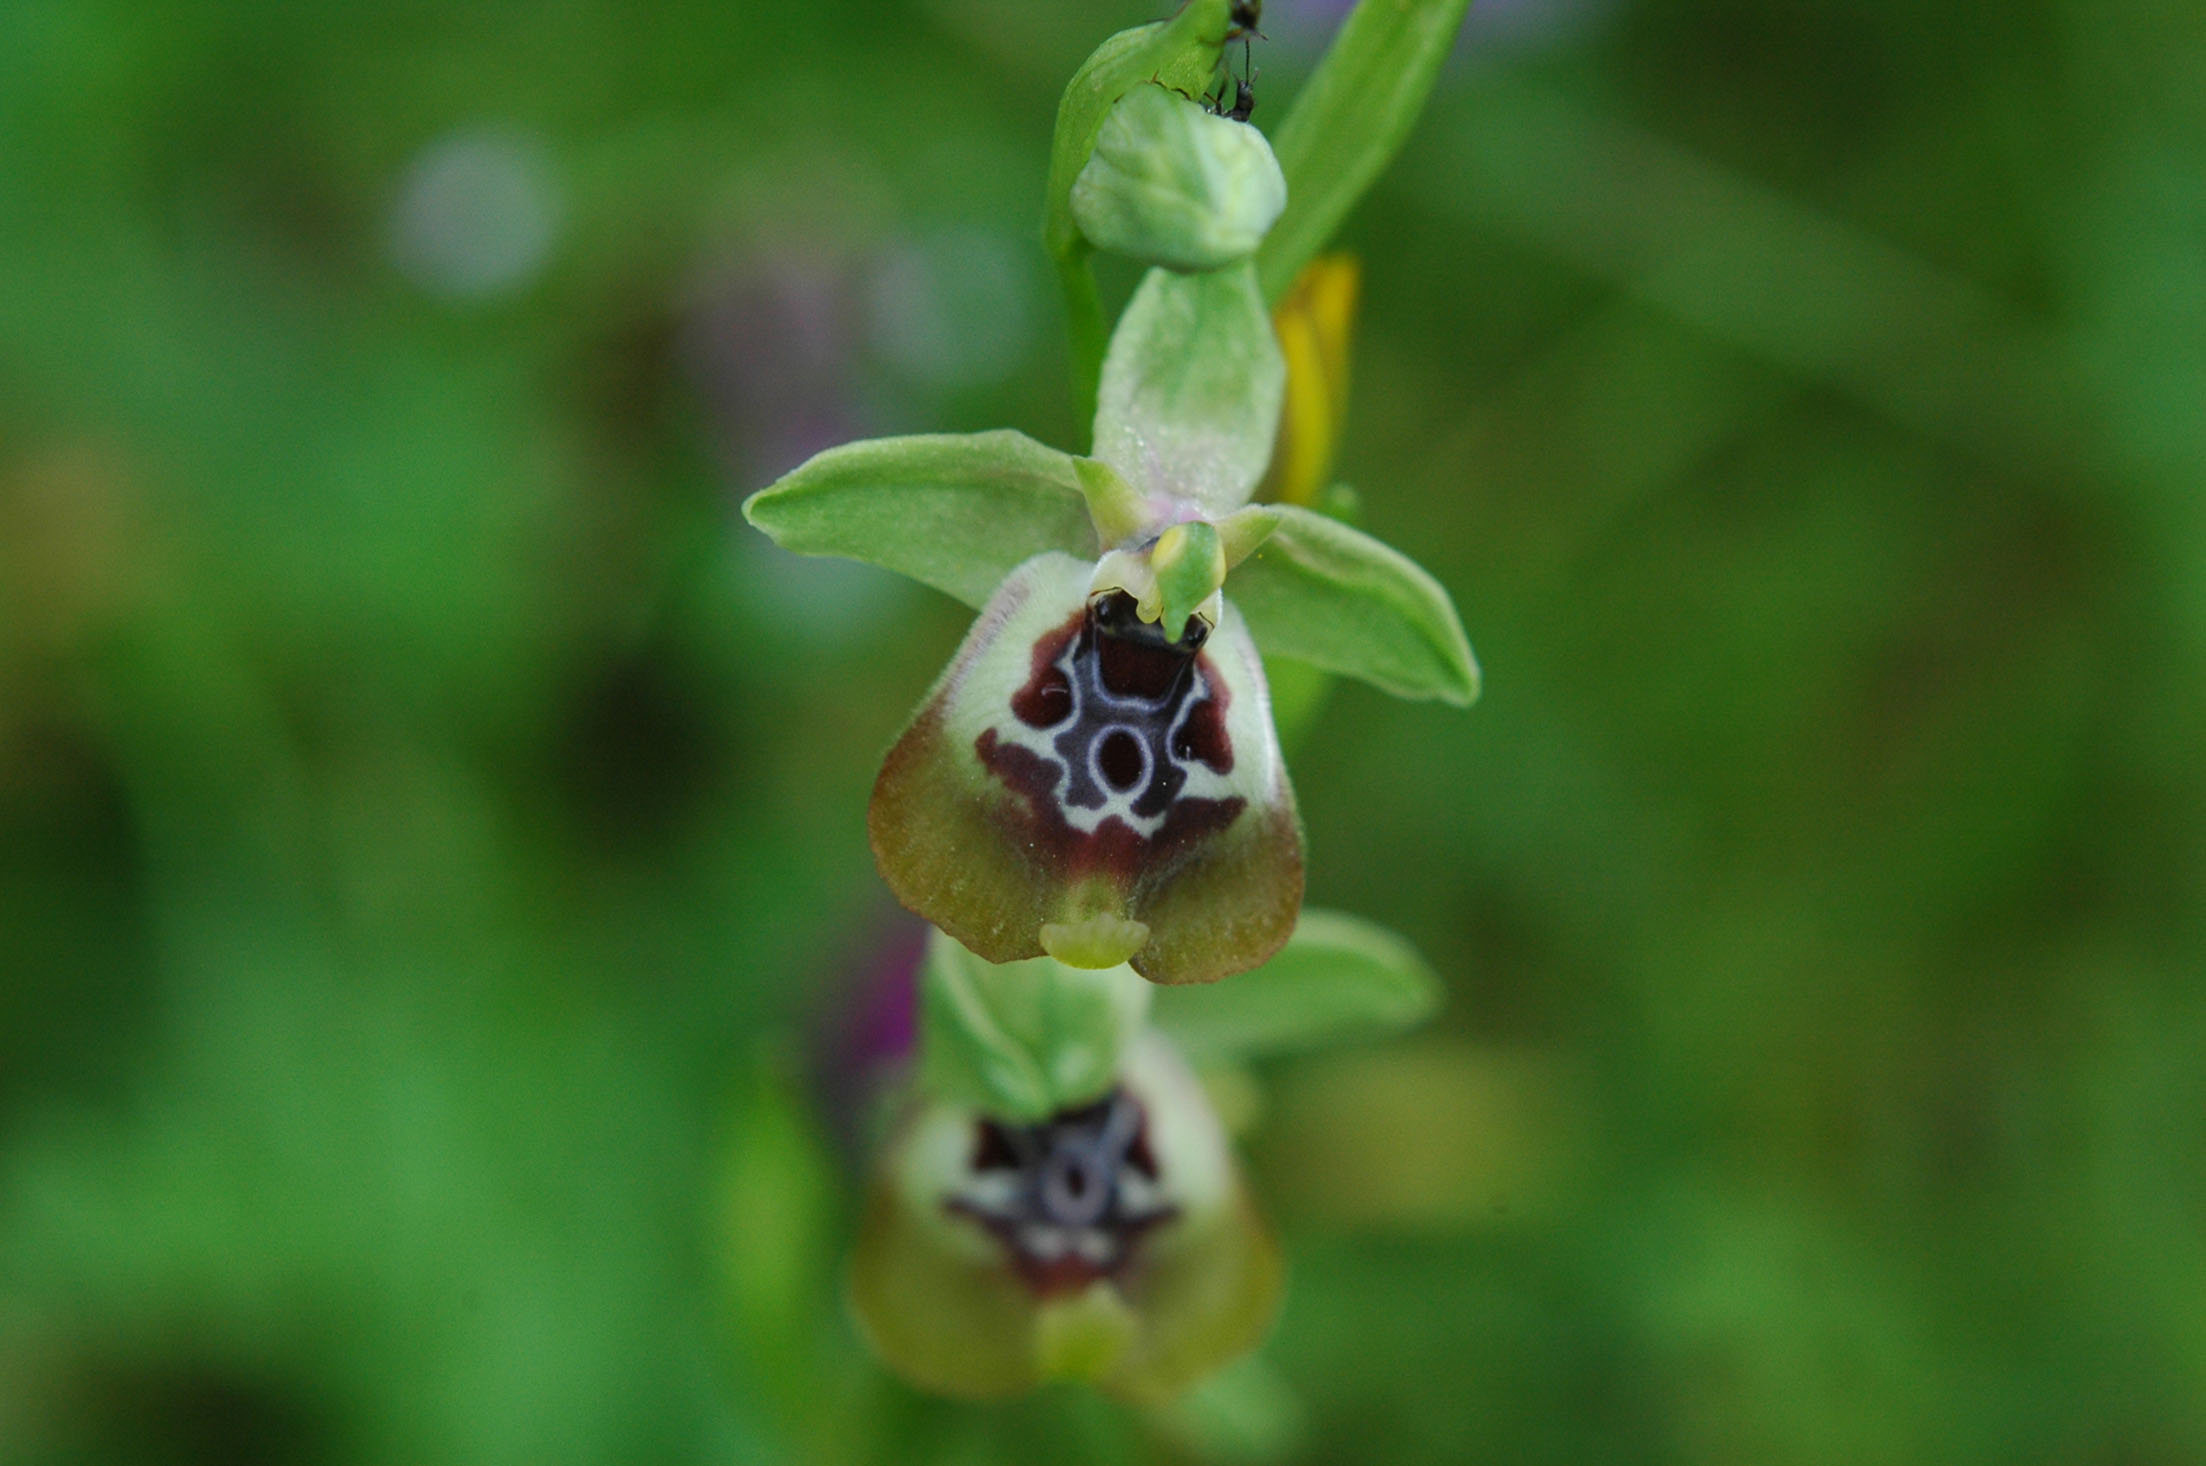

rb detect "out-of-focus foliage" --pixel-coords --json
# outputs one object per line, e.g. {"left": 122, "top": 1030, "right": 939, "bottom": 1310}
{"left": 2, "top": 1, "right": 2203, "bottom": 1463}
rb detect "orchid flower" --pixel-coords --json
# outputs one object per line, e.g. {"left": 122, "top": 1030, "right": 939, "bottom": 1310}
{"left": 842, "top": 916, "right": 1443, "bottom": 1400}
{"left": 847, "top": 933, "right": 1282, "bottom": 1401}
{"left": 746, "top": 85, "right": 1474, "bottom": 987}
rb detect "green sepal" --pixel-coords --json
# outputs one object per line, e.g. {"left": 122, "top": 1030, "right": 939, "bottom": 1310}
{"left": 1227, "top": 503, "right": 1478, "bottom": 704}
{"left": 741, "top": 430, "right": 1096, "bottom": 609}
{"left": 1150, "top": 908, "right": 1442, "bottom": 1063}
{"left": 919, "top": 929, "right": 1152, "bottom": 1122}
{"left": 1072, "top": 84, "right": 1287, "bottom": 273}
{"left": 1094, "top": 261, "right": 1285, "bottom": 518}
{"left": 1256, "top": 0, "right": 1475, "bottom": 303}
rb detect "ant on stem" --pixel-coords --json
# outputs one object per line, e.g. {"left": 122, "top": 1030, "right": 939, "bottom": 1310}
{"left": 1205, "top": 0, "right": 1262, "bottom": 122}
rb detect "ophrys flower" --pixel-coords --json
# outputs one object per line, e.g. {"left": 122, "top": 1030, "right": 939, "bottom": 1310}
{"left": 746, "top": 257, "right": 1474, "bottom": 985}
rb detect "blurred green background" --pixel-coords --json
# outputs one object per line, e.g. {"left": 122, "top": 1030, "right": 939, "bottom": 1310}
{"left": 4, "top": 1, "right": 2204, "bottom": 1462}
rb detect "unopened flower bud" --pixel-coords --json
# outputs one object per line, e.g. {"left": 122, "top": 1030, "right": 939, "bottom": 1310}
{"left": 1071, "top": 84, "right": 1287, "bottom": 273}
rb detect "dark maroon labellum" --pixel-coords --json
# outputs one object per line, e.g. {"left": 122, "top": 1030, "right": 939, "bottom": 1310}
{"left": 945, "top": 1088, "right": 1174, "bottom": 1295}
{"left": 976, "top": 592, "right": 1241, "bottom": 883}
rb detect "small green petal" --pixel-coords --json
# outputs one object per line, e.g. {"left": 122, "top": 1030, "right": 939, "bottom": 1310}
{"left": 1072, "top": 456, "right": 1153, "bottom": 548}
{"left": 1217, "top": 503, "right": 1283, "bottom": 569}
{"left": 1228, "top": 503, "right": 1480, "bottom": 705}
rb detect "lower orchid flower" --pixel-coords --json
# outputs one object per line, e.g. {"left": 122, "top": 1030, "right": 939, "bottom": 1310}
{"left": 844, "top": 916, "right": 1445, "bottom": 1401}
{"left": 849, "top": 1021, "right": 1280, "bottom": 1403}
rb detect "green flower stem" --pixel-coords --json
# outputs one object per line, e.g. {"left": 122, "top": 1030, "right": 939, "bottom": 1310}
{"left": 1056, "top": 252, "right": 1111, "bottom": 435}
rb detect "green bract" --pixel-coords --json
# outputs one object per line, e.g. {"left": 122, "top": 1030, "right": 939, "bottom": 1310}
{"left": 1257, "top": 0, "right": 1477, "bottom": 303}
{"left": 1150, "top": 908, "right": 1442, "bottom": 1063}
{"left": 1072, "top": 85, "right": 1287, "bottom": 273}
{"left": 920, "top": 930, "right": 1151, "bottom": 1122}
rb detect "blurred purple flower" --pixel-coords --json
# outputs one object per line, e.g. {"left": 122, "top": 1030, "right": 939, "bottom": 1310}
{"left": 806, "top": 912, "right": 925, "bottom": 1155}
{"left": 682, "top": 251, "right": 872, "bottom": 485}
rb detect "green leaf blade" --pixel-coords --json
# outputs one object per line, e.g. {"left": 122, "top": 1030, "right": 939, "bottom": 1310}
{"left": 741, "top": 430, "right": 1097, "bottom": 609}
{"left": 1150, "top": 909, "right": 1442, "bottom": 1063}
{"left": 1256, "top": 0, "right": 1475, "bottom": 303}
{"left": 1229, "top": 503, "right": 1478, "bottom": 704}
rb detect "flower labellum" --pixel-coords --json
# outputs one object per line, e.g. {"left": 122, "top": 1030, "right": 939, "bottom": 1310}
{"left": 871, "top": 552, "right": 1301, "bottom": 986}
{"left": 848, "top": 1034, "right": 1280, "bottom": 1401}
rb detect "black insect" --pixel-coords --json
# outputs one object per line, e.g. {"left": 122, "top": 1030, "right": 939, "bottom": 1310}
{"left": 1207, "top": 0, "right": 1263, "bottom": 121}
